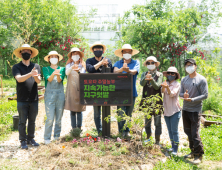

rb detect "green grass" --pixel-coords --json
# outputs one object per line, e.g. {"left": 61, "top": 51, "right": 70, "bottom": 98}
{"left": 205, "top": 116, "right": 222, "bottom": 122}
{"left": 2, "top": 77, "right": 16, "bottom": 88}
{"left": 201, "top": 124, "right": 222, "bottom": 161}
{"left": 154, "top": 156, "right": 200, "bottom": 170}
{"left": 0, "top": 97, "right": 17, "bottom": 141}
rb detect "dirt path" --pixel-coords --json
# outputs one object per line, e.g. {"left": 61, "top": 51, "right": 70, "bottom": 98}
{"left": 0, "top": 102, "right": 93, "bottom": 162}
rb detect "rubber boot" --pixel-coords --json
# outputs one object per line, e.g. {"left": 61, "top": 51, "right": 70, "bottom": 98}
{"left": 155, "top": 135, "right": 160, "bottom": 145}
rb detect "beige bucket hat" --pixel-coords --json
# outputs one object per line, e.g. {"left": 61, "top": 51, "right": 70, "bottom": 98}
{"left": 143, "top": 56, "right": 160, "bottom": 67}
{"left": 163, "top": 66, "right": 180, "bottom": 79}
{"left": 44, "top": 51, "right": 63, "bottom": 62}
{"left": 13, "top": 44, "right": 39, "bottom": 58}
{"left": 114, "top": 44, "right": 139, "bottom": 58}
{"left": 68, "top": 47, "right": 84, "bottom": 58}
{"left": 90, "top": 41, "right": 107, "bottom": 52}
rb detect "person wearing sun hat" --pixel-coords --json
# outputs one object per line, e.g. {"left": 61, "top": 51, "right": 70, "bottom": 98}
{"left": 139, "top": 56, "right": 163, "bottom": 145}
{"left": 161, "top": 66, "right": 181, "bottom": 155}
{"left": 12, "top": 44, "right": 41, "bottom": 149}
{"left": 64, "top": 47, "right": 86, "bottom": 131}
{"left": 113, "top": 44, "right": 140, "bottom": 137}
{"left": 86, "top": 41, "right": 113, "bottom": 135}
{"left": 42, "top": 51, "right": 66, "bottom": 145}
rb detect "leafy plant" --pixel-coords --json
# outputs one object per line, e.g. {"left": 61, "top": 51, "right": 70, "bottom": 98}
{"left": 70, "top": 128, "right": 82, "bottom": 138}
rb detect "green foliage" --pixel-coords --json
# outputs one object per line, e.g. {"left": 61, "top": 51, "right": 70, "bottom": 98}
{"left": 70, "top": 128, "right": 82, "bottom": 138}
{"left": 114, "top": 0, "right": 222, "bottom": 76}
{"left": 0, "top": 98, "right": 17, "bottom": 140}
{"left": 205, "top": 116, "right": 222, "bottom": 122}
{"left": 201, "top": 124, "right": 222, "bottom": 161}
{"left": 194, "top": 56, "right": 220, "bottom": 88}
{"left": 65, "top": 135, "right": 73, "bottom": 142}
{"left": 0, "top": 0, "right": 96, "bottom": 76}
{"left": 202, "top": 87, "right": 222, "bottom": 115}
{"left": 154, "top": 156, "right": 200, "bottom": 170}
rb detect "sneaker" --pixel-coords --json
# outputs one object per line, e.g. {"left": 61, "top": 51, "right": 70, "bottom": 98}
{"left": 27, "top": 139, "right": 39, "bottom": 146}
{"left": 193, "top": 155, "right": 202, "bottom": 165}
{"left": 44, "top": 140, "right": 51, "bottom": 145}
{"left": 171, "top": 152, "right": 177, "bottom": 156}
{"left": 21, "top": 141, "right": 28, "bottom": 149}
{"left": 167, "top": 148, "right": 173, "bottom": 152}
{"left": 184, "top": 152, "right": 194, "bottom": 159}
{"left": 54, "top": 137, "right": 59, "bottom": 141}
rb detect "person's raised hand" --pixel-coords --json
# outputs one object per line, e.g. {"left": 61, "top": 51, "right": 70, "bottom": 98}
{"left": 102, "top": 57, "right": 108, "bottom": 66}
{"left": 31, "top": 67, "right": 39, "bottom": 77}
{"left": 184, "top": 89, "right": 189, "bottom": 99}
{"left": 72, "top": 62, "right": 80, "bottom": 72}
{"left": 161, "top": 80, "right": 168, "bottom": 87}
{"left": 123, "top": 60, "right": 128, "bottom": 68}
{"left": 145, "top": 71, "right": 153, "bottom": 80}
{"left": 53, "top": 69, "right": 61, "bottom": 76}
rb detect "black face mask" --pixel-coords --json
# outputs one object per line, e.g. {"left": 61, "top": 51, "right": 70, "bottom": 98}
{"left": 94, "top": 51, "right": 103, "bottom": 58}
{"left": 21, "top": 52, "right": 31, "bottom": 60}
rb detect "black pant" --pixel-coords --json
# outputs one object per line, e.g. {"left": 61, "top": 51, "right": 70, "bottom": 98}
{"left": 17, "top": 101, "right": 38, "bottom": 141}
{"left": 182, "top": 110, "right": 204, "bottom": 155}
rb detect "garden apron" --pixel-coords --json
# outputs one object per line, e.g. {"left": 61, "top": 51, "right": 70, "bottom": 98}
{"left": 44, "top": 71, "right": 65, "bottom": 140}
{"left": 64, "top": 70, "right": 86, "bottom": 112}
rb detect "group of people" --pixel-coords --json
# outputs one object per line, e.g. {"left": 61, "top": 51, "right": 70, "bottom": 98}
{"left": 12, "top": 41, "right": 208, "bottom": 165}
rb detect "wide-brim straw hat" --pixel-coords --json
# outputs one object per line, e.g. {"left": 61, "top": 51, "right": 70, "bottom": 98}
{"left": 114, "top": 44, "right": 139, "bottom": 58}
{"left": 68, "top": 47, "right": 84, "bottom": 58}
{"left": 163, "top": 66, "right": 180, "bottom": 79}
{"left": 13, "top": 44, "right": 39, "bottom": 58}
{"left": 44, "top": 51, "right": 63, "bottom": 62}
{"left": 90, "top": 41, "right": 107, "bottom": 52}
{"left": 143, "top": 56, "right": 160, "bottom": 67}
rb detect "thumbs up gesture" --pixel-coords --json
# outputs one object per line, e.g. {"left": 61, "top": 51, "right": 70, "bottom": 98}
{"left": 184, "top": 89, "right": 189, "bottom": 99}
{"left": 72, "top": 62, "right": 80, "bottom": 72}
{"left": 102, "top": 57, "right": 108, "bottom": 66}
{"left": 161, "top": 80, "right": 168, "bottom": 87}
{"left": 31, "top": 67, "right": 39, "bottom": 77}
{"left": 123, "top": 60, "right": 128, "bottom": 68}
{"left": 145, "top": 71, "right": 153, "bottom": 81}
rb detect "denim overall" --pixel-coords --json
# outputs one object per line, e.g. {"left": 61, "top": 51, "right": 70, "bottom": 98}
{"left": 44, "top": 72, "right": 65, "bottom": 140}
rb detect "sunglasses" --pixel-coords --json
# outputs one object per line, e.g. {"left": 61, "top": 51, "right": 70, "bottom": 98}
{"left": 146, "top": 62, "right": 155, "bottom": 65}
{"left": 167, "top": 72, "right": 176, "bottom": 75}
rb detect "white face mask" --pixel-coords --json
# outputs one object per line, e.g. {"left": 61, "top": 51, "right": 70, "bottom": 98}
{"left": 147, "top": 65, "right": 156, "bottom": 70}
{"left": 186, "top": 65, "right": 195, "bottom": 74}
{"left": 50, "top": 58, "right": 58, "bottom": 65}
{"left": 72, "top": 55, "right": 80, "bottom": 62}
{"left": 123, "top": 54, "right": 132, "bottom": 60}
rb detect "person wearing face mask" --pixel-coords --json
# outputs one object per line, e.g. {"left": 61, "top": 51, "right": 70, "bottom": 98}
{"left": 161, "top": 67, "right": 181, "bottom": 155}
{"left": 140, "top": 56, "right": 163, "bottom": 145}
{"left": 179, "top": 58, "right": 208, "bottom": 165}
{"left": 86, "top": 42, "right": 113, "bottom": 135}
{"left": 12, "top": 44, "right": 41, "bottom": 149}
{"left": 113, "top": 44, "right": 140, "bottom": 137}
{"left": 42, "top": 51, "right": 66, "bottom": 145}
{"left": 64, "top": 47, "right": 86, "bottom": 130}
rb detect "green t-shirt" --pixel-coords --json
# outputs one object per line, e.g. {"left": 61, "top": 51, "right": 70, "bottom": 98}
{"left": 42, "top": 66, "right": 66, "bottom": 87}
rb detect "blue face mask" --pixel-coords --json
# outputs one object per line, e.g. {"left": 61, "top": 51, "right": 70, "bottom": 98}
{"left": 167, "top": 75, "right": 176, "bottom": 82}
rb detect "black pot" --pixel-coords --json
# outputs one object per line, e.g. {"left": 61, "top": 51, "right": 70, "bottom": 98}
{"left": 13, "top": 115, "right": 19, "bottom": 130}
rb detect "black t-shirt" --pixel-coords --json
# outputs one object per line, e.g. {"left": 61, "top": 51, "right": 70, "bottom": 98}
{"left": 12, "top": 61, "right": 41, "bottom": 102}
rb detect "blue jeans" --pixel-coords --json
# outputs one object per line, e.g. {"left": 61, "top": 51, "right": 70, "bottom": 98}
{"left": 70, "top": 111, "right": 82, "bottom": 128}
{"left": 145, "top": 113, "right": 162, "bottom": 135}
{"left": 93, "top": 106, "right": 102, "bottom": 133}
{"left": 164, "top": 111, "right": 181, "bottom": 144}
{"left": 117, "top": 97, "right": 136, "bottom": 133}
{"left": 17, "top": 101, "right": 38, "bottom": 141}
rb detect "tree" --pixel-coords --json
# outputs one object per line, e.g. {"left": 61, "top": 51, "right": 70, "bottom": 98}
{"left": 0, "top": 0, "right": 96, "bottom": 76}
{"left": 115, "top": 0, "right": 222, "bottom": 76}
